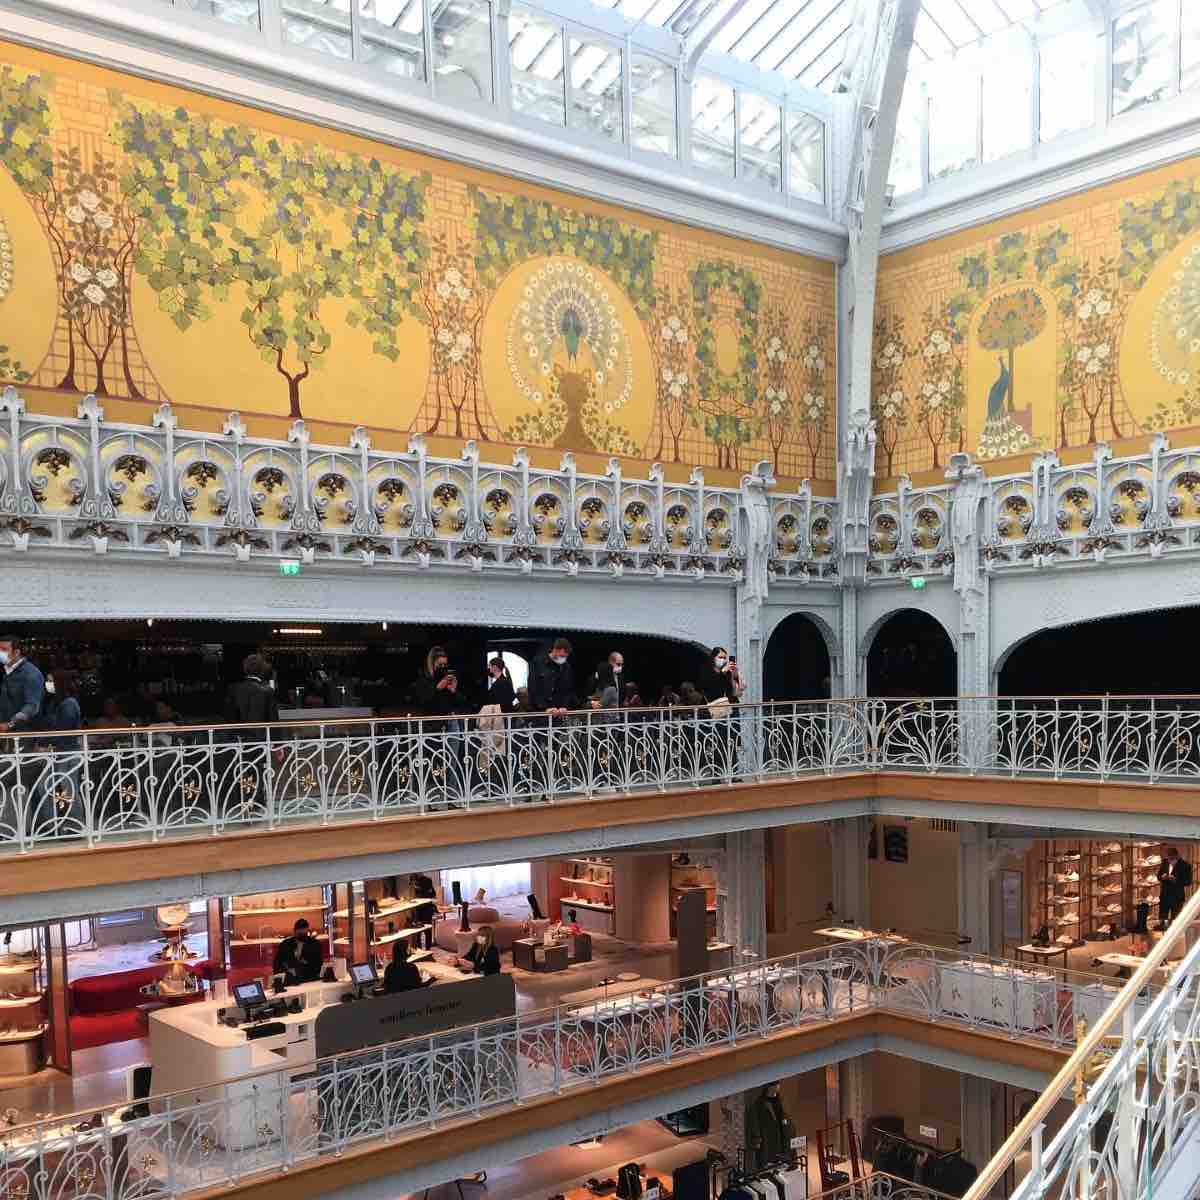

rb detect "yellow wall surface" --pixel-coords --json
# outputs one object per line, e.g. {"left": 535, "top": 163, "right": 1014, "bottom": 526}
{"left": 869, "top": 819, "right": 959, "bottom": 946}
{"left": 0, "top": 44, "right": 836, "bottom": 488}
{"left": 873, "top": 158, "right": 1200, "bottom": 484}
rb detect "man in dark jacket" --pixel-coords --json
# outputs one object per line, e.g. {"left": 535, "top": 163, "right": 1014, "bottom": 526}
{"left": 225, "top": 654, "right": 279, "bottom": 732}
{"left": 0, "top": 635, "right": 45, "bottom": 734}
{"left": 273, "top": 918, "right": 324, "bottom": 984}
{"left": 589, "top": 650, "right": 628, "bottom": 707}
{"left": 1158, "top": 846, "right": 1193, "bottom": 926}
{"left": 528, "top": 638, "right": 577, "bottom": 716}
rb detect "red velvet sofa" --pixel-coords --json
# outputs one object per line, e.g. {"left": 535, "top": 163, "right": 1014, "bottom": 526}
{"left": 69, "top": 963, "right": 211, "bottom": 1051}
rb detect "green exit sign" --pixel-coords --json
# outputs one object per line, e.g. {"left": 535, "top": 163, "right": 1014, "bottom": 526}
{"left": 280, "top": 560, "right": 301, "bottom": 577}
{"left": 910, "top": 575, "right": 926, "bottom": 590}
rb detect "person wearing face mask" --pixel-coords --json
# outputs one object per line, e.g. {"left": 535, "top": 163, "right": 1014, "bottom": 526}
{"left": 222, "top": 654, "right": 279, "bottom": 816}
{"left": 700, "top": 647, "right": 737, "bottom": 707}
{"left": 485, "top": 656, "right": 516, "bottom": 711}
{"left": 590, "top": 651, "right": 628, "bottom": 707}
{"left": 0, "top": 635, "right": 45, "bottom": 737}
{"left": 458, "top": 925, "right": 501, "bottom": 976}
{"left": 528, "top": 638, "right": 577, "bottom": 718}
{"left": 699, "top": 647, "right": 738, "bottom": 774}
{"left": 37, "top": 668, "right": 83, "bottom": 833}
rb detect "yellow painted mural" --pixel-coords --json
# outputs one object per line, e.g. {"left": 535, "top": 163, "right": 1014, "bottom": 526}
{"left": 874, "top": 159, "right": 1200, "bottom": 483}
{"left": 0, "top": 43, "right": 836, "bottom": 488}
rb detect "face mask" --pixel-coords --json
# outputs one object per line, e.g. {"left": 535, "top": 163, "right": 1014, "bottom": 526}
{"left": 715, "top": 656, "right": 727, "bottom": 667}
{"left": 44, "top": 681, "right": 55, "bottom": 696}
{"left": 612, "top": 665, "right": 622, "bottom": 674}
{"left": 268, "top": 679, "right": 276, "bottom": 690}
{"left": 476, "top": 936, "right": 487, "bottom": 946}
{"left": 551, "top": 655, "right": 567, "bottom": 665}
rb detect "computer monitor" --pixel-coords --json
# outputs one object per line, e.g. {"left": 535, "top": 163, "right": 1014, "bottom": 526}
{"left": 233, "top": 981, "right": 267, "bottom": 1011}
{"left": 349, "top": 962, "right": 377, "bottom": 987}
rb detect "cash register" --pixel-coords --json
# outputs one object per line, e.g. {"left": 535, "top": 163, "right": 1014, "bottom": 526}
{"left": 349, "top": 961, "right": 381, "bottom": 999}
{"left": 223, "top": 980, "right": 292, "bottom": 1036}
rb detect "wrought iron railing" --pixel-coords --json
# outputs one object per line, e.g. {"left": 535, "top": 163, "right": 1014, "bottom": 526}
{"left": 964, "top": 887, "right": 1200, "bottom": 1200}
{"left": 5, "top": 695, "right": 1200, "bottom": 853}
{"left": 0, "top": 939, "right": 1118, "bottom": 1200}
{"left": 811, "top": 1173, "right": 958, "bottom": 1200}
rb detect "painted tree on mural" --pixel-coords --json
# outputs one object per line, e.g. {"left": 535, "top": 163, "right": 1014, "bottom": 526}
{"left": 757, "top": 308, "right": 795, "bottom": 476}
{"left": 914, "top": 307, "right": 964, "bottom": 469}
{"left": 416, "top": 234, "right": 488, "bottom": 439}
{"left": 793, "top": 316, "right": 830, "bottom": 478}
{"left": 648, "top": 283, "right": 697, "bottom": 463}
{"left": 1058, "top": 259, "right": 1128, "bottom": 445}
{"left": 115, "top": 103, "right": 429, "bottom": 420}
{"left": 977, "top": 287, "right": 1047, "bottom": 416}
{"left": 871, "top": 312, "right": 909, "bottom": 476}
{"left": 691, "top": 260, "right": 761, "bottom": 472}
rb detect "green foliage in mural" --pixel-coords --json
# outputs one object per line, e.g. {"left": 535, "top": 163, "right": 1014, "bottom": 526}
{"left": 469, "top": 186, "right": 657, "bottom": 316}
{"left": 0, "top": 66, "right": 53, "bottom": 195}
{"left": 1119, "top": 178, "right": 1200, "bottom": 291}
{"left": 689, "top": 259, "right": 762, "bottom": 469}
{"left": 993, "top": 232, "right": 1029, "bottom": 284}
{"left": 114, "top": 102, "right": 430, "bottom": 419}
{"left": 0, "top": 346, "right": 30, "bottom": 383}
{"left": 1034, "top": 228, "right": 1069, "bottom": 279}
{"left": 958, "top": 253, "right": 989, "bottom": 296}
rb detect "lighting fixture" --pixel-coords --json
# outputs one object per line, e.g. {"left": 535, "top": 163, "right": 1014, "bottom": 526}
{"left": 278, "top": 627, "right": 323, "bottom": 636}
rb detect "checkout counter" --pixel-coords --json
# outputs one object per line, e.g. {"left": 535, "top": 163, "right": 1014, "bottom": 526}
{"left": 148, "top": 962, "right": 515, "bottom": 1148}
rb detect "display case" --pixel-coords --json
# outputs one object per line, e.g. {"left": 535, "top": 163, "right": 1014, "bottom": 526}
{"left": 1129, "top": 840, "right": 1164, "bottom": 928}
{"left": 333, "top": 879, "right": 434, "bottom": 967}
{"left": 227, "top": 887, "right": 331, "bottom": 970}
{"left": 670, "top": 857, "right": 717, "bottom": 938}
{"left": 558, "top": 857, "right": 616, "bottom": 934}
{"left": 0, "top": 929, "right": 47, "bottom": 1077}
{"left": 1089, "top": 840, "right": 1126, "bottom": 938}
{"left": 1039, "top": 839, "right": 1087, "bottom": 948}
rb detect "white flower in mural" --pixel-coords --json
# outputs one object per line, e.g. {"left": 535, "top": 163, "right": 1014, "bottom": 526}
{"left": 456, "top": 286, "right": 472, "bottom": 303}
{"left": 937, "top": 377, "right": 951, "bottom": 394}
{"left": 1076, "top": 345, "right": 1093, "bottom": 364}
{"left": 1095, "top": 342, "right": 1111, "bottom": 360}
{"left": 77, "top": 189, "right": 101, "bottom": 213}
{"left": 1086, "top": 357, "right": 1102, "bottom": 375}
{"left": 605, "top": 402, "right": 614, "bottom": 413}
{"left": 65, "top": 206, "right": 86, "bottom": 225}
{"left": 437, "top": 328, "right": 454, "bottom": 347}
{"left": 766, "top": 336, "right": 785, "bottom": 364}
{"left": 541, "top": 362, "right": 551, "bottom": 376}
{"left": 455, "top": 331, "right": 472, "bottom": 352}
{"left": 82, "top": 283, "right": 107, "bottom": 306}
{"left": 1085, "top": 288, "right": 1103, "bottom": 306}
{"left": 595, "top": 370, "right": 605, "bottom": 384}
{"left": 444, "top": 267, "right": 462, "bottom": 288}
{"left": 662, "top": 367, "right": 674, "bottom": 384}
{"left": 1096, "top": 298, "right": 1112, "bottom": 316}
{"left": 1180, "top": 370, "right": 1192, "bottom": 386}
{"left": 1191, "top": 338, "right": 1200, "bottom": 353}
{"left": 532, "top": 390, "right": 543, "bottom": 405}
{"left": 95, "top": 267, "right": 119, "bottom": 289}
{"left": 523, "top": 331, "right": 534, "bottom": 343}
{"left": 1078, "top": 303, "right": 1093, "bottom": 321}
{"left": 923, "top": 342, "right": 937, "bottom": 360}
{"left": 880, "top": 388, "right": 905, "bottom": 419}
{"left": 92, "top": 212, "right": 114, "bottom": 231}
{"left": 448, "top": 344, "right": 466, "bottom": 364}
{"left": 923, "top": 381, "right": 935, "bottom": 397}
{"left": 928, "top": 394, "right": 943, "bottom": 411}
{"left": 527, "top": 345, "right": 539, "bottom": 360}
{"left": 660, "top": 314, "right": 688, "bottom": 345}
{"left": 1178, "top": 325, "right": 1190, "bottom": 342}
{"left": 69, "top": 261, "right": 92, "bottom": 284}
{"left": 436, "top": 280, "right": 452, "bottom": 300}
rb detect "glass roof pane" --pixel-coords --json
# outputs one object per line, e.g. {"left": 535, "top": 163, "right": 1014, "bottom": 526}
{"left": 709, "top": 0, "right": 783, "bottom": 57}
{"left": 922, "top": 0, "right": 982, "bottom": 47}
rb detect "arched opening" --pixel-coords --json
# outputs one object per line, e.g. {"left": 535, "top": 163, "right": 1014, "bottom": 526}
{"left": 999, "top": 606, "right": 1200, "bottom": 695}
{"left": 866, "top": 608, "right": 956, "bottom": 697}
{"left": 763, "top": 613, "right": 833, "bottom": 701}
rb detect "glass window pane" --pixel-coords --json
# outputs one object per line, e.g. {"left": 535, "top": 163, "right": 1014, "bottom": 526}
{"left": 433, "top": 0, "right": 493, "bottom": 104}
{"left": 787, "top": 111, "right": 824, "bottom": 202}
{"left": 1040, "top": 28, "right": 1098, "bottom": 141}
{"left": 691, "top": 75, "right": 735, "bottom": 177}
{"left": 631, "top": 54, "right": 676, "bottom": 156}
{"left": 176, "top": 0, "right": 260, "bottom": 28}
{"left": 359, "top": 0, "right": 425, "bottom": 79}
{"left": 510, "top": 7, "right": 565, "bottom": 126}
{"left": 282, "top": 0, "right": 352, "bottom": 59}
{"left": 888, "top": 80, "right": 923, "bottom": 196}
{"left": 928, "top": 60, "right": 978, "bottom": 179}
{"left": 982, "top": 48, "right": 1031, "bottom": 162}
{"left": 1112, "top": 1, "right": 1176, "bottom": 116}
{"left": 569, "top": 38, "right": 623, "bottom": 142}
{"left": 739, "top": 93, "right": 781, "bottom": 189}
{"left": 1182, "top": 4, "right": 1200, "bottom": 93}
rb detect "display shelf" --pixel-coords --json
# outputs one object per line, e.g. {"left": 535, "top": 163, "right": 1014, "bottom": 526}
{"left": 0, "top": 996, "right": 42, "bottom": 1009}
{"left": 408, "top": 949, "right": 433, "bottom": 964}
{"left": 565, "top": 858, "right": 613, "bottom": 868}
{"left": 0, "top": 962, "right": 40, "bottom": 976}
{"left": 558, "top": 877, "right": 610, "bottom": 887}
{"left": 0, "top": 1025, "right": 47, "bottom": 1043}
{"left": 230, "top": 933, "right": 331, "bottom": 947}
{"left": 559, "top": 898, "right": 614, "bottom": 913}
{"left": 230, "top": 905, "right": 330, "bottom": 917}
{"left": 372, "top": 925, "right": 432, "bottom": 947}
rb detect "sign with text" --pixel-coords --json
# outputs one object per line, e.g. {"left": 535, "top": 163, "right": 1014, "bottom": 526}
{"left": 314, "top": 973, "right": 516, "bottom": 1057}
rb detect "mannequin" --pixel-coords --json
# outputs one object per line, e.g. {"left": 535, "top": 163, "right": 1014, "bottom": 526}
{"left": 746, "top": 1083, "right": 796, "bottom": 1170}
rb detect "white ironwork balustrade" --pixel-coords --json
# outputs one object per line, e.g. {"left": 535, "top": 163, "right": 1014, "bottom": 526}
{"left": 4, "top": 696, "right": 1200, "bottom": 852}
{"left": 0, "top": 938, "right": 1125, "bottom": 1200}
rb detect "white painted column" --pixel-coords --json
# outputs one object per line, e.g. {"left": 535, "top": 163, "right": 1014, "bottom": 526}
{"left": 960, "top": 1076, "right": 996, "bottom": 1172}
{"left": 958, "top": 821, "right": 991, "bottom": 956}
{"left": 722, "top": 829, "right": 767, "bottom": 961}
{"left": 830, "top": 816, "right": 871, "bottom": 927}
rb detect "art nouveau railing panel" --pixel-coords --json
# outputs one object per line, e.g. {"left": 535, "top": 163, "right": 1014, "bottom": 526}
{"left": 0, "top": 394, "right": 773, "bottom": 579}
{"left": 965, "top": 888, "right": 1200, "bottom": 1200}
{"left": 0, "top": 940, "right": 1122, "bottom": 1200}
{"left": 5, "top": 696, "right": 1200, "bottom": 853}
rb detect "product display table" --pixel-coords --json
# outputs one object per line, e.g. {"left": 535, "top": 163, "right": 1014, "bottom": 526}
{"left": 1096, "top": 952, "right": 1175, "bottom": 977}
{"left": 560, "top": 978, "right": 666, "bottom": 1006}
{"left": 1015, "top": 943, "right": 1070, "bottom": 971}
{"left": 814, "top": 927, "right": 908, "bottom": 945}
{"left": 512, "top": 939, "right": 569, "bottom": 973}
{"left": 939, "top": 960, "right": 1056, "bottom": 1031}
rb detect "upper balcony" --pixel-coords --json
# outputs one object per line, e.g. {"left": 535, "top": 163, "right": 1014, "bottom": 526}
{"left": 4, "top": 695, "right": 1200, "bottom": 919}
